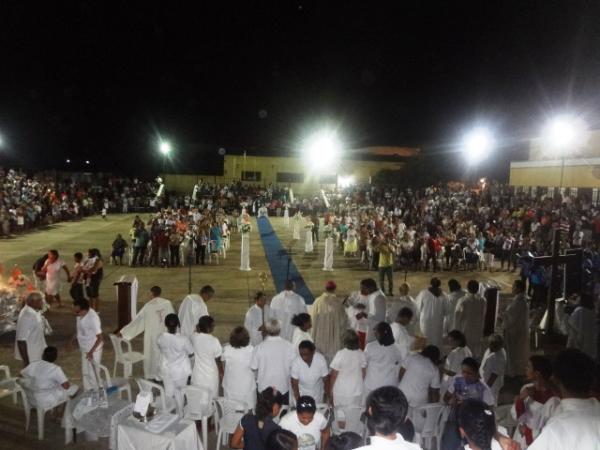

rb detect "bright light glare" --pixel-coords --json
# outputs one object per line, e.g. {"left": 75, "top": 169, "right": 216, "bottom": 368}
{"left": 66, "top": 159, "right": 71, "bottom": 163}
{"left": 338, "top": 175, "right": 355, "bottom": 188}
{"left": 85, "top": 160, "right": 90, "bottom": 165}
{"left": 542, "top": 115, "right": 588, "bottom": 157}
{"left": 463, "top": 127, "right": 495, "bottom": 165}
{"left": 303, "top": 129, "right": 342, "bottom": 169}
{"left": 159, "top": 141, "right": 172, "bottom": 155}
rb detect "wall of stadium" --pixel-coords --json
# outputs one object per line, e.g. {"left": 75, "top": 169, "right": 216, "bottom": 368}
{"left": 162, "top": 155, "right": 404, "bottom": 194}
{"left": 509, "top": 159, "right": 600, "bottom": 188}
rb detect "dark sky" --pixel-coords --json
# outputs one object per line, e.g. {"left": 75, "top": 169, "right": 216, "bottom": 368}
{"left": 1, "top": 1, "right": 600, "bottom": 175}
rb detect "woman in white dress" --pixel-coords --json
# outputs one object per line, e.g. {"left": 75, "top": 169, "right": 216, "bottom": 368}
{"left": 283, "top": 205, "right": 290, "bottom": 228}
{"left": 330, "top": 330, "right": 367, "bottom": 407}
{"left": 322, "top": 223, "right": 334, "bottom": 271}
{"left": 364, "top": 322, "right": 403, "bottom": 400}
{"left": 291, "top": 313, "right": 313, "bottom": 354}
{"left": 292, "top": 212, "right": 302, "bottom": 240}
{"left": 157, "top": 313, "right": 193, "bottom": 404}
{"left": 191, "top": 316, "right": 223, "bottom": 400}
{"left": 304, "top": 220, "right": 314, "bottom": 253}
{"left": 39, "top": 249, "right": 71, "bottom": 307}
{"left": 221, "top": 326, "right": 257, "bottom": 409}
{"left": 240, "top": 215, "right": 251, "bottom": 271}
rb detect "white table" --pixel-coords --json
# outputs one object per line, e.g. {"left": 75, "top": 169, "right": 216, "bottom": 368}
{"left": 117, "top": 414, "right": 203, "bottom": 450}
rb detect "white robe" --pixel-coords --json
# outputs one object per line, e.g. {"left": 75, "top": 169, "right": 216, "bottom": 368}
{"left": 283, "top": 208, "right": 290, "bottom": 227}
{"left": 365, "top": 290, "right": 387, "bottom": 342}
{"left": 454, "top": 294, "right": 486, "bottom": 358}
{"left": 156, "top": 332, "right": 193, "bottom": 398}
{"left": 120, "top": 296, "right": 175, "bottom": 379}
{"left": 190, "top": 332, "right": 222, "bottom": 399}
{"left": 503, "top": 294, "right": 530, "bottom": 376}
{"left": 567, "top": 306, "right": 598, "bottom": 359}
{"left": 305, "top": 229, "right": 314, "bottom": 252}
{"left": 244, "top": 304, "right": 270, "bottom": 346}
{"left": 445, "top": 289, "right": 467, "bottom": 333}
{"left": 323, "top": 237, "right": 334, "bottom": 271}
{"left": 240, "top": 233, "right": 251, "bottom": 271}
{"left": 415, "top": 289, "right": 449, "bottom": 348}
{"left": 386, "top": 295, "right": 420, "bottom": 335}
{"left": 221, "top": 344, "right": 256, "bottom": 409}
{"left": 292, "top": 219, "right": 301, "bottom": 240}
{"left": 270, "top": 290, "right": 308, "bottom": 342}
{"left": 178, "top": 294, "right": 208, "bottom": 337}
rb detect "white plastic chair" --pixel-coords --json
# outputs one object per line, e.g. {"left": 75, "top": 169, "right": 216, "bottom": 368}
{"left": 331, "top": 405, "right": 365, "bottom": 438}
{"left": 182, "top": 385, "right": 216, "bottom": 450}
{"left": 208, "top": 240, "right": 220, "bottom": 264}
{"left": 95, "top": 363, "right": 132, "bottom": 401}
{"left": 135, "top": 378, "right": 177, "bottom": 414}
{"left": 109, "top": 333, "right": 144, "bottom": 377}
{"left": 0, "top": 367, "right": 30, "bottom": 429}
{"left": 412, "top": 403, "right": 447, "bottom": 450}
{"left": 214, "top": 396, "right": 247, "bottom": 449}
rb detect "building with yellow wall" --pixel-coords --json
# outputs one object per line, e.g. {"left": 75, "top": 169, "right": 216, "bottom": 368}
{"left": 163, "top": 146, "right": 415, "bottom": 194}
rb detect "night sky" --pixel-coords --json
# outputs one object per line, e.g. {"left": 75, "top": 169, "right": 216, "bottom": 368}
{"left": 1, "top": 1, "right": 600, "bottom": 176}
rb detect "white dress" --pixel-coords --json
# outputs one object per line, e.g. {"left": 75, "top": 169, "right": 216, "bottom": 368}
{"left": 191, "top": 332, "right": 222, "bottom": 399}
{"left": 178, "top": 294, "right": 208, "bottom": 337}
{"left": 157, "top": 332, "right": 193, "bottom": 398}
{"left": 283, "top": 208, "right": 290, "bottom": 227}
{"left": 270, "top": 290, "right": 308, "bottom": 342}
{"left": 293, "top": 216, "right": 301, "bottom": 240}
{"left": 290, "top": 353, "right": 329, "bottom": 402}
{"left": 240, "top": 232, "right": 251, "bottom": 271}
{"left": 44, "top": 259, "right": 65, "bottom": 295}
{"left": 221, "top": 344, "right": 256, "bottom": 409}
{"left": 323, "top": 237, "right": 334, "bottom": 271}
{"left": 364, "top": 341, "right": 402, "bottom": 396}
{"left": 330, "top": 348, "right": 366, "bottom": 406}
{"left": 304, "top": 229, "right": 314, "bottom": 253}
{"left": 480, "top": 348, "right": 507, "bottom": 405}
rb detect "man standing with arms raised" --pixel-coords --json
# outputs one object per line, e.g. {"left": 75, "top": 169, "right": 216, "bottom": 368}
{"left": 270, "top": 280, "right": 307, "bottom": 342}
{"left": 178, "top": 285, "right": 215, "bottom": 337}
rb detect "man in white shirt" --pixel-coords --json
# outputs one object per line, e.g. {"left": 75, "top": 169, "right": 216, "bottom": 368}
{"left": 244, "top": 291, "right": 270, "bottom": 346}
{"left": 454, "top": 280, "right": 486, "bottom": 358}
{"left": 445, "top": 279, "right": 466, "bottom": 333}
{"left": 529, "top": 349, "right": 600, "bottom": 450}
{"left": 119, "top": 286, "right": 175, "bottom": 379}
{"left": 290, "top": 340, "right": 330, "bottom": 403}
{"left": 15, "top": 291, "right": 47, "bottom": 367}
{"left": 415, "top": 278, "right": 449, "bottom": 348}
{"left": 251, "top": 318, "right": 294, "bottom": 403}
{"left": 270, "top": 280, "right": 307, "bottom": 342}
{"left": 355, "top": 386, "right": 421, "bottom": 450}
{"left": 178, "top": 285, "right": 214, "bottom": 337}
{"left": 71, "top": 298, "right": 103, "bottom": 390}
{"left": 391, "top": 308, "right": 415, "bottom": 364}
{"left": 354, "top": 278, "right": 386, "bottom": 343}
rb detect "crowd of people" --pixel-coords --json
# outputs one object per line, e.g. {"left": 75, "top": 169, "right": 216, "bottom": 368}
{"left": 13, "top": 268, "right": 600, "bottom": 449}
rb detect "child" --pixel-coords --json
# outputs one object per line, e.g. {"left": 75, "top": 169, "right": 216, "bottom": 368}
{"left": 443, "top": 330, "right": 473, "bottom": 377}
{"left": 480, "top": 334, "right": 507, "bottom": 405}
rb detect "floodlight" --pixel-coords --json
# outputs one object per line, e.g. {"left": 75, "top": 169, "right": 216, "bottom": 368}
{"left": 303, "top": 129, "right": 342, "bottom": 170}
{"left": 462, "top": 126, "right": 495, "bottom": 165}
{"left": 85, "top": 160, "right": 90, "bottom": 165}
{"left": 159, "top": 141, "right": 172, "bottom": 155}
{"left": 338, "top": 175, "right": 355, "bottom": 188}
{"left": 542, "top": 115, "right": 588, "bottom": 157}
{"left": 66, "top": 159, "right": 71, "bottom": 163}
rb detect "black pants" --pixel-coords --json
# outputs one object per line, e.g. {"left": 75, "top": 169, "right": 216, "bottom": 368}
{"left": 195, "top": 245, "right": 206, "bottom": 264}
{"left": 312, "top": 228, "right": 319, "bottom": 242}
{"left": 69, "top": 284, "right": 85, "bottom": 302}
{"left": 170, "top": 245, "right": 180, "bottom": 266}
{"left": 132, "top": 247, "right": 145, "bottom": 265}
{"left": 379, "top": 266, "right": 393, "bottom": 294}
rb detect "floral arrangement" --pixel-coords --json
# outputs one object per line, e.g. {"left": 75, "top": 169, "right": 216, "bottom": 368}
{"left": 304, "top": 222, "right": 314, "bottom": 230}
{"left": 241, "top": 223, "right": 252, "bottom": 234}
{"left": 323, "top": 224, "right": 334, "bottom": 239}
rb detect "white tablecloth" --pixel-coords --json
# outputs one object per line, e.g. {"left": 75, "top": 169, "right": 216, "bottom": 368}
{"left": 117, "top": 415, "right": 203, "bottom": 450}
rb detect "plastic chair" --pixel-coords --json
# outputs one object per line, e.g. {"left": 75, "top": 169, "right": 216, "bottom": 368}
{"left": 182, "top": 385, "right": 216, "bottom": 450}
{"left": 0, "top": 367, "right": 29, "bottom": 429}
{"left": 95, "top": 363, "right": 132, "bottom": 401}
{"left": 109, "top": 333, "right": 144, "bottom": 377}
{"left": 214, "top": 396, "right": 247, "bottom": 449}
{"left": 412, "top": 403, "right": 447, "bottom": 450}
{"left": 331, "top": 405, "right": 365, "bottom": 438}
{"left": 207, "top": 240, "right": 220, "bottom": 264}
{"left": 135, "top": 378, "right": 177, "bottom": 414}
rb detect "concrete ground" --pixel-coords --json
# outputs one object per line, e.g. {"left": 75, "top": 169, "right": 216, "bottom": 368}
{"left": 0, "top": 214, "right": 524, "bottom": 449}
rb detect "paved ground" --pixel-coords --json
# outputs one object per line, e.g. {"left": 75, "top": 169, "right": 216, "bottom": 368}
{"left": 0, "top": 214, "right": 524, "bottom": 448}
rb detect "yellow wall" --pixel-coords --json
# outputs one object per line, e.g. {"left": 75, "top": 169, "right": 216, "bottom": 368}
{"left": 509, "top": 161, "right": 600, "bottom": 188}
{"left": 162, "top": 155, "right": 404, "bottom": 194}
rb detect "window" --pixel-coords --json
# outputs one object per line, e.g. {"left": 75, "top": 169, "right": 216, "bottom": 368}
{"left": 241, "top": 171, "right": 261, "bottom": 181}
{"left": 277, "top": 172, "right": 304, "bottom": 183}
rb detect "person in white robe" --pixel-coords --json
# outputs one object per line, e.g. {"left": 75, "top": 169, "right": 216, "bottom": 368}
{"left": 240, "top": 215, "right": 252, "bottom": 271}
{"left": 178, "top": 285, "right": 214, "bottom": 337}
{"left": 502, "top": 279, "right": 530, "bottom": 377}
{"left": 330, "top": 330, "right": 367, "bottom": 407}
{"left": 283, "top": 205, "right": 290, "bottom": 227}
{"left": 270, "top": 280, "right": 308, "bottom": 342}
{"left": 445, "top": 279, "right": 467, "bottom": 333}
{"left": 528, "top": 349, "right": 600, "bottom": 450}
{"left": 386, "top": 282, "right": 420, "bottom": 335}
{"left": 390, "top": 307, "right": 416, "bottom": 364}
{"left": 566, "top": 295, "right": 598, "bottom": 360}
{"left": 38, "top": 249, "right": 71, "bottom": 307}
{"left": 304, "top": 219, "right": 314, "bottom": 253}
{"left": 221, "top": 326, "right": 256, "bottom": 409}
{"left": 71, "top": 298, "right": 103, "bottom": 391}
{"left": 354, "top": 278, "right": 387, "bottom": 343}
{"left": 292, "top": 211, "right": 302, "bottom": 240}
{"left": 119, "top": 286, "right": 175, "bottom": 379}
{"left": 244, "top": 291, "right": 270, "bottom": 346}
{"left": 364, "top": 322, "right": 403, "bottom": 400}
{"left": 251, "top": 318, "right": 295, "bottom": 397}
{"left": 15, "top": 291, "right": 48, "bottom": 367}
{"left": 311, "top": 281, "right": 348, "bottom": 361}
{"left": 190, "top": 315, "right": 223, "bottom": 399}
{"left": 480, "top": 335, "right": 507, "bottom": 405}
{"left": 415, "top": 278, "right": 449, "bottom": 348}
{"left": 399, "top": 346, "right": 441, "bottom": 424}
{"left": 156, "top": 313, "right": 193, "bottom": 407}
{"left": 322, "top": 223, "right": 334, "bottom": 271}
{"left": 454, "top": 280, "right": 487, "bottom": 358}
{"left": 290, "top": 341, "right": 330, "bottom": 404}
{"left": 21, "top": 346, "right": 78, "bottom": 412}
{"left": 291, "top": 313, "right": 313, "bottom": 354}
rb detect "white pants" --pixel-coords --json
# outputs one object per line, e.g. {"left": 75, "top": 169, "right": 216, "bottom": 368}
{"left": 81, "top": 348, "right": 103, "bottom": 391}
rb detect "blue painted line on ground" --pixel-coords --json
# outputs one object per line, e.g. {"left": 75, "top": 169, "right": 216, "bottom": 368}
{"left": 256, "top": 217, "right": 315, "bottom": 304}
